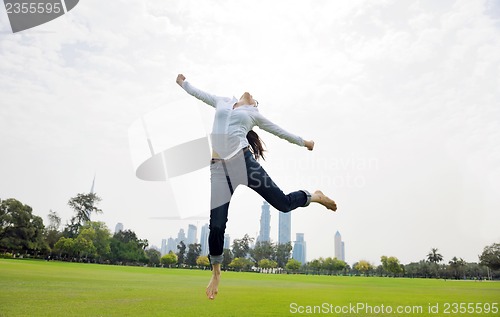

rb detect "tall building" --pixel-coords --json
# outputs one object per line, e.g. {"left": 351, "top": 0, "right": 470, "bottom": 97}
{"left": 176, "top": 229, "right": 186, "bottom": 246}
{"left": 224, "top": 234, "right": 230, "bottom": 250}
{"left": 200, "top": 224, "right": 209, "bottom": 255}
{"left": 161, "top": 239, "right": 167, "bottom": 255}
{"left": 257, "top": 201, "right": 271, "bottom": 243}
{"left": 90, "top": 174, "right": 96, "bottom": 194}
{"left": 278, "top": 211, "right": 291, "bottom": 244}
{"left": 114, "top": 223, "right": 123, "bottom": 234}
{"left": 187, "top": 224, "right": 197, "bottom": 245}
{"left": 292, "top": 233, "right": 306, "bottom": 265}
{"left": 166, "top": 237, "right": 176, "bottom": 254}
{"left": 334, "top": 231, "right": 345, "bottom": 261}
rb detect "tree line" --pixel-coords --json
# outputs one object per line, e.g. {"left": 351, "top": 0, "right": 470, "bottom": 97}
{"left": 1, "top": 195, "right": 499, "bottom": 279}
{"left": 0, "top": 195, "right": 150, "bottom": 265}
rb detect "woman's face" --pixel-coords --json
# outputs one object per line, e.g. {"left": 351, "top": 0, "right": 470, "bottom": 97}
{"left": 239, "top": 92, "right": 258, "bottom": 107}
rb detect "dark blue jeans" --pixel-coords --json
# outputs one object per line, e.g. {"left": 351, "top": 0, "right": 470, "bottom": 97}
{"left": 208, "top": 147, "right": 311, "bottom": 264}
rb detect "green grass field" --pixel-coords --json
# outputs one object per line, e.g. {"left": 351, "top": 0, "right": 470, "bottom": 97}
{"left": 0, "top": 259, "right": 499, "bottom": 317}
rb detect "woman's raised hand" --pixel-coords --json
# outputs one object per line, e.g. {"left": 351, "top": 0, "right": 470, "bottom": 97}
{"left": 176, "top": 74, "right": 186, "bottom": 86}
{"left": 305, "top": 140, "right": 315, "bottom": 151}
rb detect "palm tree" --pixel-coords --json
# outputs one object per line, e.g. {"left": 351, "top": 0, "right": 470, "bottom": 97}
{"left": 427, "top": 248, "right": 443, "bottom": 264}
{"left": 449, "top": 257, "right": 466, "bottom": 279}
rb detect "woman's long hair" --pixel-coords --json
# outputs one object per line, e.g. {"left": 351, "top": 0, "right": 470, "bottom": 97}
{"left": 246, "top": 129, "right": 266, "bottom": 160}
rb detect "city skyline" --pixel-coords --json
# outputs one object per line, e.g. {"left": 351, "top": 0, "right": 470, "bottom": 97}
{"left": 149, "top": 201, "right": 319, "bottom": 261}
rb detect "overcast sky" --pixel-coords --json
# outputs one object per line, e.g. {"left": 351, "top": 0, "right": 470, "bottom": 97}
{"left": 1, "top": 0, "right": 499, "bottom": 266}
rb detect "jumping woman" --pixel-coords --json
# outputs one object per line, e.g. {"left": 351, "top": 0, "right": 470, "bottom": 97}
{"left": 176, "top": 74, "right": 337, "bottom": 300}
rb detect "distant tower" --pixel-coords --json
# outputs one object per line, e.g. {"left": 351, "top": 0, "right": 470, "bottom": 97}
{"left": 292, "top": 233, "right": 306, "bottom": 265}
{"left": 176, "top": 229, "right": 186, "bottom": 246}
{"left": 187, "top": 224, "right": 197, "bottom": 245}
{"left": 161, "top": 239, "right": 167, "bottom": 255}
{"left": 200, "top": 224, "right": 209, "bottom": 255}
{"left": 278, "top": 211, "right": 291, "bottom": 244}
{"left": 334, "top": 231, "right": 345, "bottom": 261}
{"left": 257, "top": 201, "right": 271, "bottom": 243}
{"left": 166, "top": 237, "right": 176, "bottom": 254}
{"left": 224, "top": 234, "right": 230, "bottom": 250}
{"left": 86, "top": 174, "right": 96, "bottom": 220}
{"left": 90, "top": 174, "right": 96, "bottom": 194}
{"left": 114, "top": 223, "right": 123, "bottom": 234}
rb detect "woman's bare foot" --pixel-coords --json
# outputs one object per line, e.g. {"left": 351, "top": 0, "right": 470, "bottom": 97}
{"left": 206, "top": 263, "right": 221, "bottom": 300}
{"left": 311, "top": 190, "right": 337, "bottom": 211}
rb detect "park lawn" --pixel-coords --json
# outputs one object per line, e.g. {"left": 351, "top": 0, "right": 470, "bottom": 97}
{"left": 0, "top": 259, "right": 499, "bottom": 317}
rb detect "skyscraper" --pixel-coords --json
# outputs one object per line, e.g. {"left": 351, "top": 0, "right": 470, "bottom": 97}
{"left": 278, "top": 211, "right": 291, "bottom": 244}
{"left": 166, "top": 237, "right": 176, "bottom": 254}
{"left": 161, "top": 239, "right": 167, "bottom": 255}
{"left": 200, "top": 224, "right": 209, "bottom": 255}
{"left": 257, "top": 201, "right": 271, "bottom": 243}
{"left": 114, "top": 223, "right": 123, "bottom": 234}
{"left": 176, "top": 229, "right": 186, "bottom": 246}
{"left": 334, "top": 231, "right": 345, "bottom": 261}
{"left": 224, "top": 234, "right": 230, "bottom": 250}
{"left": 292, "top": 233, "right": 306, "bottom": 265}
{"left": 187, "top": 224, "right": 197, "bottom": 245}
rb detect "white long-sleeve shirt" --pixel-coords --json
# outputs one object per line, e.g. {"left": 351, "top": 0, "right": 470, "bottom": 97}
{"left": 182, "top": 81, "right": 305, "bottom": 159}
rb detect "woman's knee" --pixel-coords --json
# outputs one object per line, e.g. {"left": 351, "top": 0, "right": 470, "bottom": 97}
{"left": 209, "top": 223, "right": 226, "bottom": 234}
{"left": 210, "top": 204, "right": 229, "bottom": 231}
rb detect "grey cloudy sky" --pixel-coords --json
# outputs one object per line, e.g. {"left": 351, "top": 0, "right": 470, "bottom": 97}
{"left": 1, "top": 0, "right": 499, "bottom": 265}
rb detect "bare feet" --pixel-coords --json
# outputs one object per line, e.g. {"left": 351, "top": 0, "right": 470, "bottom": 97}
{"left": 206, "top": 264, "right": 221, "bottom": 300}
{"left": 311, "top": 190, "right": 337, "bottom": 211}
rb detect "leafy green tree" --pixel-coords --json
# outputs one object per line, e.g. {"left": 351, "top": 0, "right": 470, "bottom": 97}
{"left": 322, "top": 257, "right": 336, "bottom": 274}
{"left": 145, "top": 248, "right": 161, "bottom": 266}
{"left": 45, "top": 210, "right": 62, "bottom": 251}
{"left": 186, "top": 243, "right": 202, "bottom": 266}
{"left": 286, "top": 258, "right": 301, "bottom": 272}
{"left": 479, "top": 243, "right": 500, "bottom": 271}
{"left": 176, "top": 241, "right": 186, "bottom": 265}
{"left": 232, "top": 234, "right": 254, "bottom": 259}
{"left": 250, "top": 241, "right": 274, "bottom": 264}
{"left": 404, "top": 261, "right": 431, "bottom": 278}
{"left": 258, "top": 258, "right": 277, "bottom": 269}
{"left": 79, "top": 222, "right": 111, "bottom": 261}
{"left": 229, "top": 257, "right": 253, "bottom": 271}
{"left": 161, "top": 251, "right": 178, "bottom": 267}
{"left": 0, "top": 198, "right": 48, "bottom": 254}
{"left": 47, "top": 210, "right": 61, "bottom": 231}
{"left": 222, "top": 248, "right": 233, "bottom": 270}
{"left": 74, "top": 235, "right": 96, "bottom": 259}
{"left": 109, "top": 230, "right": 147, "bottom": 264}
{"left": 334, "top": 258, "right": 348, "bottom": 273}
{"left": 381, "top": 256, "right": 403, "bottom": 276}
{"left": 54, "top": 237, "right": 76, "bottom": 258}
{"left": 309, "top": 258, "right": 324, "bottom": 274}
{"left": 275, "top": 242, "right": 292, "bottom": 268}
{"left": 196, "top": 255, "right": 210, "bottom": 268}
{"left": 65, "top": 193, "right": 102, "bottom": 238}
{"left": 321, "top": 257, "right": 347, "bottom": 275}
{"left": 448, "top": 256, "right": 466, "bottom": 279}
{"left": 276, "top": 242, "right": 292, "bottom": 268}
{"left": 354, "top": 260, "right": 374, "bottom": 276}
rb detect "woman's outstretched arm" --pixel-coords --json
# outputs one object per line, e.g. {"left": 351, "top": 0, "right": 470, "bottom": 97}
{"left": 255, "top": 112, "right": 314, "bottom": 151}
{"left": 176, "top": 74, "right": 217, "bottom": 108}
